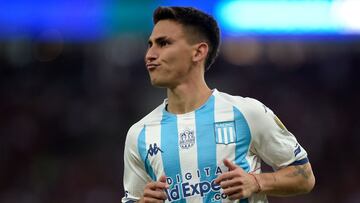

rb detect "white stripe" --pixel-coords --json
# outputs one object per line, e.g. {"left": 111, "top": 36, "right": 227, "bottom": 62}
{"left": 229, "top": 127, "right": 234, "bottom": 143}
{"left": 177, "top": 113, "right": 201, "bottom": 203}
{"left": 145, "top": 113, "right": 164, "bottom": 180}
{"left": 217, "top": 128, "right": 223, "bottom": 143}
{"left": 223, "top": 127, "right": 228, "bottom": 144}
{"left": 214, "top": 94, "right": 236, "bottom": 191}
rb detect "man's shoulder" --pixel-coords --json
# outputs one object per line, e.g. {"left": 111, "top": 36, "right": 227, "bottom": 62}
{"left": 127, "top": 102, "right": 165, "bottom": 136}
{"left": 216, "top": 90, "right": 264, "bottom": 110}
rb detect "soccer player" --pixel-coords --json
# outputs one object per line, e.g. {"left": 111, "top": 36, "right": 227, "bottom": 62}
{"left": 122, "top": 6, "right": 315, "bottom": 203}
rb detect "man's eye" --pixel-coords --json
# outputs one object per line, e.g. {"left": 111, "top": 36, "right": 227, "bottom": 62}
{"left": 159, "top": 41, "right": 169, "bottom": 47}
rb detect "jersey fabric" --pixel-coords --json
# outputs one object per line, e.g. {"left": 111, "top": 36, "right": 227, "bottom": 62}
{"left": 122, "top": 89, "right": 308, "bottom": 203}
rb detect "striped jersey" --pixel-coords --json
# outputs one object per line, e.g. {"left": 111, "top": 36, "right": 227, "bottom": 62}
{"left": 122, "top": 89, "right": 308, "bottom": 203}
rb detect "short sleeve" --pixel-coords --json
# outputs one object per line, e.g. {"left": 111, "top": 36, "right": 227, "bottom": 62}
{"left": 245, "top": 98, "right": 308, "bottom": 170}
{"left": 122, "top": 125, "right": 150, "bottom": 203}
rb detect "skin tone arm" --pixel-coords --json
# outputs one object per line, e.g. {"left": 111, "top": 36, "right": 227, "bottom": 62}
{"left": 215, "top": 159, "right": 315, "bottom": 200}
{"left": 138, "top": 175, "right": 169, "bottom": 203}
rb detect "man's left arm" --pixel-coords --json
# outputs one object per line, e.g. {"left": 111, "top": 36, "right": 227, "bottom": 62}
{"left": 215, "top": 159, "right": 315, "bottom": 200}
{"left": 254, "top": 162, "right": 315, "bottom": 196}
{"left": 221, "top": 99, "right": 316, "bottom": 199}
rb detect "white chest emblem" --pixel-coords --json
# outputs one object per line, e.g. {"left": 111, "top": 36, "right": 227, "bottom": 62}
{"left": 214, "top": 121, "right": 236, "bottom": 144}
{"left": 179, "top": 129, "right": 195, "bottom": 149}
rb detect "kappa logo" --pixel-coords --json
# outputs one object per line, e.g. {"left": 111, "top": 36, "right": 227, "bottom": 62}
{"left": 179, "top": 129, "right": 195, "bottom": 149}
{"left": 145, "top": 143, "right": 163, "bottom": 161}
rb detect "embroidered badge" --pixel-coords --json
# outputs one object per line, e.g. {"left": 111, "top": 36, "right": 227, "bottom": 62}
{"left": 214, "top": 121, "right": 236, "bottom": 144}
{"left": 179, "top": 129, "right": 195, "bottom": 149}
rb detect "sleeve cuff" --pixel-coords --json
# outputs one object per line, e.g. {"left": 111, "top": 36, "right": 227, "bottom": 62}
{"left": 289, "top": 157, "right": 309, "bottom": 166}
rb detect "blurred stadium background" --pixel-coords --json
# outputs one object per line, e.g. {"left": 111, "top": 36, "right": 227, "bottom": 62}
{"left": 1, "top": 0, "right": 360, "bottom": 202}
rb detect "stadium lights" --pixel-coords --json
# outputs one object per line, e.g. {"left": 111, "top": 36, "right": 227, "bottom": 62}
{"left": 215, "top": 0, "right": 360, "bottom": 35}
{"left": 1, "top": 0, "right": 360, "bottom": 40}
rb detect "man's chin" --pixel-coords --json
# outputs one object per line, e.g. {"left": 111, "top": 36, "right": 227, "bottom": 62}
{"left": 150, "top": 79, "right": 168, "bottom": 88}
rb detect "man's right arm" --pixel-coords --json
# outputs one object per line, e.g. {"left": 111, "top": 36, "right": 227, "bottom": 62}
{"left": 122, "top": 125, "right": 149, "bottom": 203}
{"left": 122, "top": 125, "right": 169, "bottom": 203}
{"left": 137, "top": 175, "right": 169, "bottom": 203}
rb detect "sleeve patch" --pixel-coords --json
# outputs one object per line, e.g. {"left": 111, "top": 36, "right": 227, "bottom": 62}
{"left": 294, "top": 144, "right": 301, "bottom": 156}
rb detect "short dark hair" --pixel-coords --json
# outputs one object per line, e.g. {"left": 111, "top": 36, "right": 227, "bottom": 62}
{"left": 153, "top": 6, "right": 220, "bottom": 71}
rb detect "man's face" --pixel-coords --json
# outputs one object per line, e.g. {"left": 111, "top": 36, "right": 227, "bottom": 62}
{"left": 145, "top": 20, "right": 194, "bottom": 88}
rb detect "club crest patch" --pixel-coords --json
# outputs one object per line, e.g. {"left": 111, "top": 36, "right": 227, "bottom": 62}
{"left": 214, "top": 121, "right": 236, "bottom": 144}
{"left": 179, "top": 129, "right": 195, "bottom": 149}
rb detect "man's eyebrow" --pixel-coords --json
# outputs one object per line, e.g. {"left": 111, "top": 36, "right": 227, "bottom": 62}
{"left": 148, "top": 36, "right": 171, "bottom": 44}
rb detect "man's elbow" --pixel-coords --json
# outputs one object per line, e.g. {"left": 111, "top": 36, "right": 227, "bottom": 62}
{"left": 301, "top": 172, "right": 315, "bottom": 194}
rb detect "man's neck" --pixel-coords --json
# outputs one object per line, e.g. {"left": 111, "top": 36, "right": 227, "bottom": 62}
{"left": 166, "top": 81, "right": 212, "bottom": 114}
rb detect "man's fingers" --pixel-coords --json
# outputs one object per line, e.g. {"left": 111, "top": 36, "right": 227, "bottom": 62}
{"left": 228, "top": 191, "right": 245, "bottom": 201}
{"left": 142, "top": 177, "right": 170, "bottom": 202}
{"left": 143, "top": 189, "right": 168, "bottom": 201}
{"left": 147, "top": 181, "right": 168, "bottom": 190}
{"left": 215, "top": 170, "right": 235, "bottom": 184}
{"left": 159, "top": 175, "right": 168, "bottom": 184}
{"left": 158, "top": 175, "right": 169, "bottom": 188}
{"left": 219, "top": 177, "right": 241, "bottom": 189}
{"left": 215, "top": 160, "right": 247, "bottom": 185}
{"left": 223, "top": 159, "right": 239, "bottom": 171}
{"left": 143, "top": 181, "right": 168, "bottom": 201}
{"left": 223, "top": 185, "right": 243, "bottom": 197}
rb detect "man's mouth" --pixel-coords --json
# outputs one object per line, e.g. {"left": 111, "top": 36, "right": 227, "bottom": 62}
{"left": 146, "top": 63, "right": 160, "bottom": 71}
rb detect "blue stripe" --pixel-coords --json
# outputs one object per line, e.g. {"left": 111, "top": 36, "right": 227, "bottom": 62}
{"left": 290, "top": 158, "right": 309, "bottom": 166}
{"left": 137, "top": 126, "right": 156, "bottom": 181}
{"left": 233, "top": 107, "right": 251, "bottom": 172}
{"left": 233, "top": 107, "right": 251, "bottom": 203}
{"left": 161, "top": 111, "right": 185, "bottom": 203}
{"left": 195, "top": 95, "right": 220, "bottom": 203}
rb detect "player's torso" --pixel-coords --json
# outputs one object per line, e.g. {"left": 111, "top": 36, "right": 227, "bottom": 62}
{"left": 138, "top": 95, "right": 254, "bottom": 202}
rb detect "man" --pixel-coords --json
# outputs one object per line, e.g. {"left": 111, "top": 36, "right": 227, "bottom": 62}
{"left": 122, "top": 6, "right": 315, "bottom": 203}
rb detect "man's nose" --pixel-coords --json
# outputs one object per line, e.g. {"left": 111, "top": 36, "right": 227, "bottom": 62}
{"left": 145, "top": 47, "right": 158, "bottom": 63}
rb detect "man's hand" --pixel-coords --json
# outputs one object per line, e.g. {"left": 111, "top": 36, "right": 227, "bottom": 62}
{"left": 138, "top": 175, "right": 169, "bottom": 203}
{"left": 215, "top": 159, "right": 259, "bottom": 200}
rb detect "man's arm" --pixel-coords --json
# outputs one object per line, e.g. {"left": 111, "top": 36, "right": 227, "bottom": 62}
{"left": 215, "top": 159, "right": 315, "bottom": 200}
{"left": 122, "top": 125, "right": 151, "bottom": 203}
{"left": 137, "top": 175, "right": 169, "bottom": 203}
{"left": 254, "top": 162, "right": 315, "bottom": 196}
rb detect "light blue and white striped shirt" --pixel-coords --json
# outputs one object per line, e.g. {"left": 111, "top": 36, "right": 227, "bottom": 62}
{"left": 122, "top": 89, "right": 308, "bottom": 203}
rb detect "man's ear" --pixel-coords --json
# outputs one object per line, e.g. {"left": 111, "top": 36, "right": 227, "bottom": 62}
{"left": 193, "top": 42, "right": 209, "bottom": 63}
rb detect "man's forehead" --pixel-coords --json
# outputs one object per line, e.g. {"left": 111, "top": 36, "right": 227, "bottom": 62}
{"left": 149, "top": 20, "right": 185, "bottom": 40}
